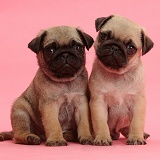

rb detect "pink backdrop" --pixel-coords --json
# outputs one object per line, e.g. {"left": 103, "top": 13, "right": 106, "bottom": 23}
{"left": 0, "top": 0, "right": 159, "bottom": 159}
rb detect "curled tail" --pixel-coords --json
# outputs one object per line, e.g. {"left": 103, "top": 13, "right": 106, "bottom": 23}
{"left": 0, "top": 131, "right": 13, "bottom": 141}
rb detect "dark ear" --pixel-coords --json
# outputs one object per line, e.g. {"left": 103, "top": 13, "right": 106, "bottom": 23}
{"left": 28, "top": 31, "right": 47, "bottom": 54}
{"left": 95, "top": 15, "right": 114, "bottom": 32}
{"left": 141, "top": 30, "right": 154, "bottom": 55}
{"left": 76, "top": 29, "right": 94, "bottom": 50}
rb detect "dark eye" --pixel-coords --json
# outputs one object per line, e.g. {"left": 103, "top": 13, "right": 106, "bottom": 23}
{"left": 44, "top": 42, "right": 57, "bottom": 55}
{"left": 75, "top": 45, "right": 83, "bottom": 53}
{"left": 45, "top": 47, "right": 55, "bottom": 54}
{"left": 126, "top": 44, "right": 137, "bottom": 55}
{"left": 99, "top": 33, "right": 107, "bottom": 41}
{"left": 44, "top": 47, "right": 55, "bottom": 61}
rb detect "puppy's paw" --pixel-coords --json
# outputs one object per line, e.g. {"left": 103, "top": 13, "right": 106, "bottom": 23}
{"left": 0, "top": 135, "right": 4, "bottom": 141}
{"left": 144, "top": 132, "right": 150, "bottom": 139}
{"left": 46, "top": 138, "right": 68, "bottom": 147}
{"left": 27, "top": 134, "right": 41, "bottom": 145}
{"left": 79, "top": 135, "right": 93, "bottom": 145}
{"left": 0, "top": 131, "right": 13, "bottom": 141}
{"left": 126, "top": 136, "right": 146, "bottom": 145}
{"left": 111, "top": 132, "right": 120, "bottom": 140}
{"left": 63, "top": 130, "right": 78, "bottom": 142}
{"left": 93, "top": 136, "right": 112, "bottom": 146}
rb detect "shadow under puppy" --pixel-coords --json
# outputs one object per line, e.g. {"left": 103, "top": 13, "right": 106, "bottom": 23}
{"left": 0, "top": 26, "right": 94, "bottom": 146}
{"left": 89, "top": 15, "right": 153, "bottom": 145}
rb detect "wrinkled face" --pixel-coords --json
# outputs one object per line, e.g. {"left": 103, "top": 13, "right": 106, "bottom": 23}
{"left": 28, "top": 26, "right": 94, "bottom": 81}
{"left": 94, "top": 16, "right": 146, "bottom": 72}
{"left": 37, "top": 27, "right": 88, "bottom": 79}
{"left": 42, "top": 37, "right": 85, "bottom": 78}
{"left": 96, "top": 30, "right": 139, "bottom": 69}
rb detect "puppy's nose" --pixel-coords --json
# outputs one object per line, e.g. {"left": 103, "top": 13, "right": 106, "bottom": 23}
{"left": 61, "top": 52, "right": 76, "bottom": 61}
{"left": 110, "top": 45, "right": 119, "bottom": 52}
{"left": 62, "top": 53, "right": 69, "bottom": 58}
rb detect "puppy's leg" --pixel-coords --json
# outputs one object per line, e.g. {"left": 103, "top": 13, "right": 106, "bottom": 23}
{"left": 0, "top": 131, "right": 13, "bottom": 141}
{"left": 11, "top": 100, "right": 41, "bottom": 145}
{"left": 40, "top": 100, "right": 67, "bottom": 146}
{"left": 127, "top": 96, "right": 146, "bottom": 145}
{"left": 90, "top": 95, "right": 112, "bottom": 146}
{"left": 121, "top": 127, "right": 150, "bottom": 140}
{"left": 74, "top": 95, "right": 93, "bottom": 145}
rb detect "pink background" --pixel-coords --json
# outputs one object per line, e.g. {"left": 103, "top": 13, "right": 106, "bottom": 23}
{"left": 0, "top": 0, "right": 159, "bottom": 159}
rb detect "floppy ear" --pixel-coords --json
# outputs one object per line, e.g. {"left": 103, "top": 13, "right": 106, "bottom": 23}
{"left": 141, "top": 30, "right": 154, "bottom": 55}
{"left": 95, "top": 15, "right": 114, "bottom": 32}
{"left": 28, "top": 31, "right": 47, "bottom": 54}
{"left": 76, "top": 29, "right": 94, "bottom": 50}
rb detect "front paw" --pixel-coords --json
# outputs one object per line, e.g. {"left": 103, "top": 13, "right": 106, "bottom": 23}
{"left": 26, "top": 134, "right": 41, "bottom": 145}
{"left": 46, "top": 138, "right": 68, "bottom": 146}
{"left": 93, "top": 136, "right": 112, "bottom": 146}
{"left": 79, "top": 135, "right": 93, "bottom": 145}
{"left": 126, "top": 136, "right": 146, "bottom": 145}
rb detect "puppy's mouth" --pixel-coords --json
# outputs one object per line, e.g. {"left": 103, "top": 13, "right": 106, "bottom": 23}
{"left": 48, "top": 52, "right": 83, "bottom": 78}
{"left": 53, "top": 64, "right": 78, "bottom": 78}
{"left": 96, "top": 44, "right": 128, "bottom": 69}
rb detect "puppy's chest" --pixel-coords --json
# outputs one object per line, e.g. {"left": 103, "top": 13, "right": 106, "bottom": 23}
{"left": 104, "top": 82, "right": 135, "bottom": 130}
{"left": 58, "top": 93, "right": 78, "bottom": 131}
{"left": 102, "top": 73, "right": 140, "bottom": 97}
{"left": 101, "top": 74, "right": 140, "bottom": 110}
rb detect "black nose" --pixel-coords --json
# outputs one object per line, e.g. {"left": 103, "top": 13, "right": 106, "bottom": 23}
{"left": 62, "top": 53, "right": 69, "bottom": 59}
{"left": 110, "top": 45, "right": 120, "bottom": 53}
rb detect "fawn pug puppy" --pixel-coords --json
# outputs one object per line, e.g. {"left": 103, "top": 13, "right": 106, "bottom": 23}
{"left": 89, "top": 15, "right": 153, "bottom": 145}
{"left": 0, "top": 26, "right": 94, "bottom": 146}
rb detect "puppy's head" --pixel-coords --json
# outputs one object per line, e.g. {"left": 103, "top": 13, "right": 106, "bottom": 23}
{"left": 94, "top": 15, "right": 154, "bottom": 74}
{"left": 28, "top": 26, "right": 94, "bottom": 81}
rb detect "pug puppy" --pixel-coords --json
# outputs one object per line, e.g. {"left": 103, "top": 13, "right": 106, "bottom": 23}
{"left": 89, "top": 15, "right": 153, "bottom": 145}
{"left": 0, "top": 26, "right": 94, "bottom": 146}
